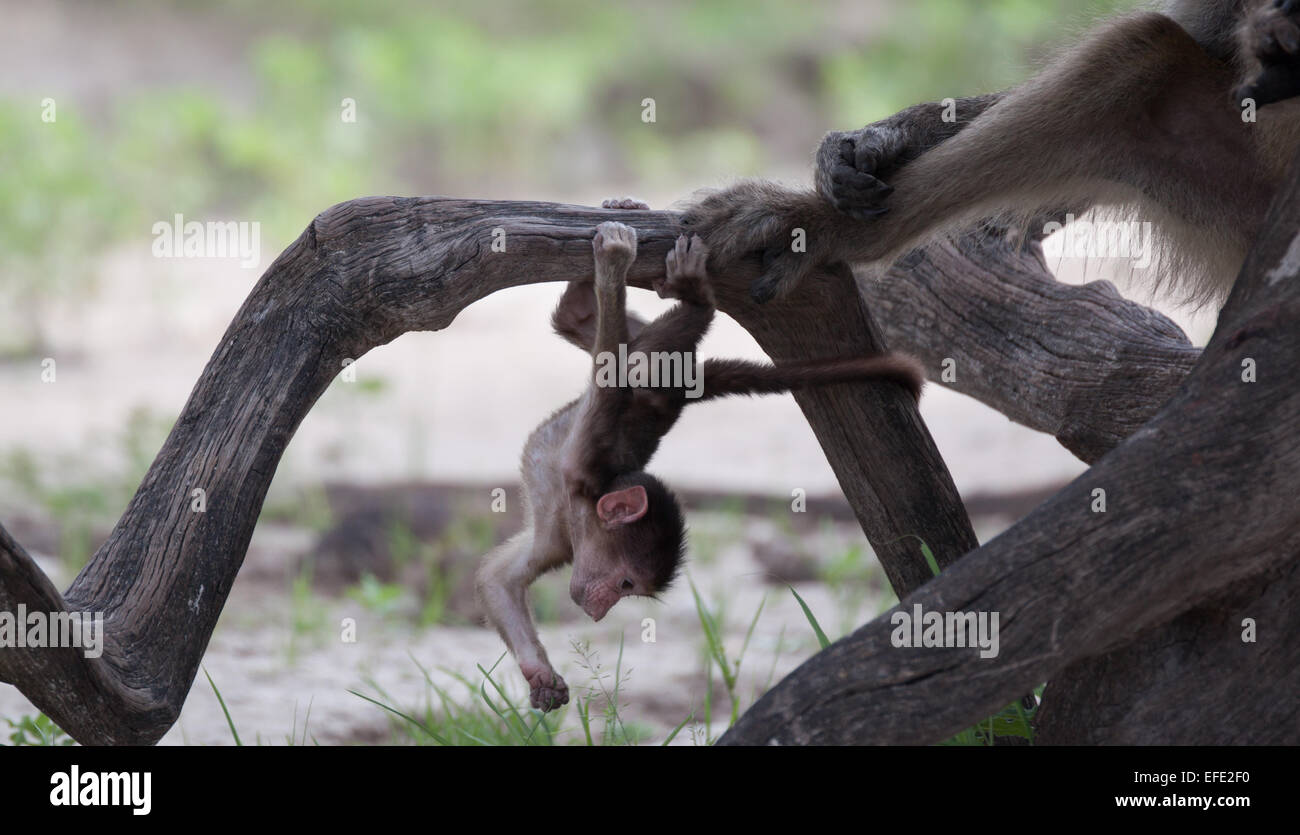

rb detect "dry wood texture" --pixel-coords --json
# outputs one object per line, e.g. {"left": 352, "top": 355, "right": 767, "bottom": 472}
{"left": 2, "top": 160, "right": 1297, "bottom": 743}
{"left": 0, "top": 197, "right": 971, "bottom": 744}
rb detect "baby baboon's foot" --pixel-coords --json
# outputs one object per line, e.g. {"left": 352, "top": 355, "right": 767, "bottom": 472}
{"left": 592, "top": 221, "right": 637, "bottom": 283}
{"left": 601, "top": 197, "right": 650, "bottom": 210}
{"left": 521, "top": 662, "right": 570, "bottom": 712}
{"left": 657, "top": 234, "right": 714, "bottom": 306}
{"left": 1237, "top": 0, "right": 1300, "bottom": 106}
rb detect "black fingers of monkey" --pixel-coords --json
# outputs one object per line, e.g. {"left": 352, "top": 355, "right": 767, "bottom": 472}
{"left": 1257, "top": 4, "right": 1300, "bottom": 58}
{"left": 1239, "top": 62, "right": 1300, "bottom": 106}
{"left": 814, "top": 127, "right": 902, "bottom": 220}
{"left": 1239, "top": 0, "right": 1300, "bottom": 106}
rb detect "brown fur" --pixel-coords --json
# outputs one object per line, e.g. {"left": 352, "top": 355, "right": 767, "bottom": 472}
{"left": 686, "top": 0, "right": 1300, "bottom": 306}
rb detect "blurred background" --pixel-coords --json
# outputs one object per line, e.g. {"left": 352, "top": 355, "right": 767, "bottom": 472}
{"left": 0, "top": 0, "right": 1200, "bottom": 745}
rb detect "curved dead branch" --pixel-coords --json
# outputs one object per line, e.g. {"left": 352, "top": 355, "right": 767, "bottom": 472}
{"left": 0, "top": 197, "right": 974, "bottom": 744}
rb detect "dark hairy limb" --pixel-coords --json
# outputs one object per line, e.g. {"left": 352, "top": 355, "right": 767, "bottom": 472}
{"left": 631, "top": 233, "right": 716, "bottom": 356}
{"left": 551, "top": 198, "right": 654, "bottom": 352}
{"left": 551, "top": 280, "right": 647, "bottom": 352}
{"left": 815, "top": 92, "right": 1005, "bottom": 219}
{"left": 561, "top": 221, "right": 640, "bottom": 496}
{"left": 694, "top": 12, "right": 1282, "bottom": 304}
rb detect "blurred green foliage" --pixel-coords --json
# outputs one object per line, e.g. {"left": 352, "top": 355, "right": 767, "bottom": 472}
{"left": 3, "top": 713, "right": 76, "bottom": 746}
{"left": 1, "top": 0, "right": 1138, "bottom": 314}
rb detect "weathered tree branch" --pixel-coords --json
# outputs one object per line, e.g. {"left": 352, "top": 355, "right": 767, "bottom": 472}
{"left": 840, "top": 217, "right": 1296, "bottom": 744}
{"left": 862, "top": 232, "right": 1202, "bottom": 463}
{"left": 1036, "top": 559, "right": 1300, "bottom": 744}
{"left": 717, "top": 154, "right": 1300, "bottom": 745}
{"left": 0, "top": 198, "right": 974, "bottom": 744}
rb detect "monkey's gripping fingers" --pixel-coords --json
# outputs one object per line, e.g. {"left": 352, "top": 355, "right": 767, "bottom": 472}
{"left": 814, "top": 127, "right": 901, "bottom": 220}
{"left": 1238, "top": 0, "right": 1300, "bottom": 106}
{"left": 601, "top": 196, "right": 650, "bottom": 210}
{"left": 658, "top": 234, "right": 716, "bottom": 306}
{"left": 593, "top": 221, "right": 638, "bottom": 286}
{"left": 521, "top": 663, "right": 570, "bottom": 712}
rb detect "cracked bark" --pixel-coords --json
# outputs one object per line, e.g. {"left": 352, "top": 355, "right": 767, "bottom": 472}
{"left": 3, "top": 151, "right": 1297, "bottom": 742}
{"left": 0, "top": 197, "right": 973, "bottom": 744}
{"left": 716, "top": 159, "right": 1300, "bottom": 744}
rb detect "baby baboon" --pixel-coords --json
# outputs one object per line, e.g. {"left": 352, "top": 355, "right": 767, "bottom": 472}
{"left": 476, "top": 199, "right": 923, "bottom": 710}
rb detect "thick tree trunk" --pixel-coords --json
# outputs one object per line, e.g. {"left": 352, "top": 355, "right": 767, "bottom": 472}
{"left": 716, "top": 156, "right": 1300, "bottom": 745}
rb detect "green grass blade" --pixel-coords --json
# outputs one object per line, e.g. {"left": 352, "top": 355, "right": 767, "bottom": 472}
{"left": 203, "top": 668, "right": 242, "bottom": 747}
{"left": 881, "top": 534, "right": 942, "bottom": 577}
{"left": 577, "top": 695, "right": 594, "bottom": 746}
{"left": 347, "top": 689, "right": 451, "bottom": 745}
{"left": 476, "top": 663, "right": 538, "bottom": 743}
{"left": 661, "top": 711, "right": 693, "bottom": 746}
{"left": 737, "top": 593, "right": 767, "bottom": 673}
{"left": 918, "top": 540, "right": 941, "bottom": 577}
{"left": 298, "top": 697, "right": 314, "bottom": 747}
{"left": 789, "top": 587, "right": 831, "bottom": 650}
{"left": 689, "top": 578, "right": 735, "bottom": 689}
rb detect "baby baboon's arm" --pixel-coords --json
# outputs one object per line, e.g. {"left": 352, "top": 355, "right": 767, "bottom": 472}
{"left": 551, "top": 281, "right": 648, "bottom": 353}
{"left": 561, "top": 221, "right": 640, "bottom": 496}
{"left": 590, "top": 222, "right": 636, "bottom": 358}
{"left": 551, "top": 232, "right": 715, "bottom": 359}
{"left": 551, "top": 198, "right": 653, "bottom": 353}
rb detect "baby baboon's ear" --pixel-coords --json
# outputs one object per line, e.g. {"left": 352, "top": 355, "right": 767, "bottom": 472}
{"left": 596, "top": 485, "right": 649, "bottom": 525}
